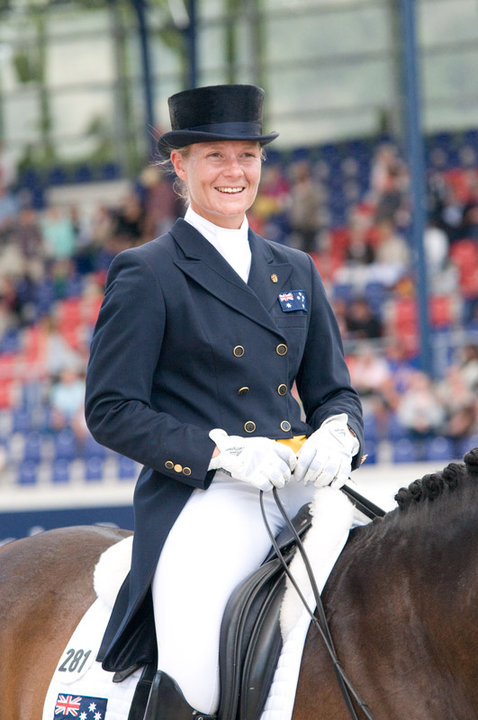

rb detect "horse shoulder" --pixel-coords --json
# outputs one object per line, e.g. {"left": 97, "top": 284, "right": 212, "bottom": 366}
{"left": 0, "top": 525, "right": 131, "bottom": 720}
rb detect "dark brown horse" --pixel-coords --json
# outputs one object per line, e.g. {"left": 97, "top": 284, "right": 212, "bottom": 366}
{"left": 2, "top": 449, "right": 478, "bottom": 720}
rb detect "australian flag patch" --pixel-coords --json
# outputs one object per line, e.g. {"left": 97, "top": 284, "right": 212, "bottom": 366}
{"left": 53, "top": 693, "right": 108, "bottom": 718}
{"left": 278, "top": 290, "right": 307, "bottom": 312}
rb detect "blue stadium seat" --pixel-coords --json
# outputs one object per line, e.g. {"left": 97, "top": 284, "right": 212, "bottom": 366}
{"left": 387, "top": 415, "right": 407, "bottom": 442}
{"left": 85, "top": 456, "right": 104, "bottom": 482}
{"left": 424, "top": 436, "right": 454, "bottom": 462}
{"left": 332, "top": 283, "right": 354, "bottom": 303}
{"left": 363, "top": 281, "right": 388, "bottom": 316}
{"left": 362, "top": 440, "right": 378, "bottom": 464}
{"left": 0, "top": 329, "right": 21, "bottom": 354}
{"left": 23, "top": 431, "right": 44, "bottom": 464}
{"left": 73, "top": 165, "right": 93, "bottom": 183}
{"left": 117, "top": 454, "right": 138, "bottom": 480}
{"left": 101, "top": 162, "right": 121, "bottom": 181}
{"left": 392, "top": 438, "right": 417, "bottom": 463}
{"left": 65, "top": 274, "right": 85, "bottom": 298}
{"left": 17, "top": 461, "right": 38, "bottom": 485}
{"left": 84, "top": 433, "right": 107, "bottom": 460}
{"left": 12, "top": 408, "right": 32, "bottom": 434}
{"left": 47, "top": 166, "right": 68, "bottom": 185}
{"left": 53, "top": 428, "right": 77, "bottom": 461}
{"left": 458, "top": 434, "right": 478, "bottom": 459}
{"left": 363, "top": 414, "right": 379, "bottom": 442}
{"left": 51, "top": 458, "right": 72, "bottom": 483}
{"left": 35, "top": 279, "right": 56, "bottom": 316}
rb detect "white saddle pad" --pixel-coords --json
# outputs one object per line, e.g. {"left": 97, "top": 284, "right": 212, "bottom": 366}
{"left": 42, "top": 487, "right": 361, "bottom": 720}
{"left": 42, "top": 597, "right": 141, "bottom": 720}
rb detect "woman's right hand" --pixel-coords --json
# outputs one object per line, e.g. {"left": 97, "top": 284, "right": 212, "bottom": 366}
{"left": 208, "top": 429, "right": 297, "bottom": 491}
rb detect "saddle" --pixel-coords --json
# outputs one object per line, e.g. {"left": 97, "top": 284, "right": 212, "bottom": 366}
{"left": 128, "top": 502, "right": 313, "bottom": 720}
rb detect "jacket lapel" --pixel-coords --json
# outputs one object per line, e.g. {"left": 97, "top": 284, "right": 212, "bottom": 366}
{"left": 170, "top": 219, "right": 292, "bottom": 335}
{"left": 247, "top": 230, "right": 293, "bottom": 311}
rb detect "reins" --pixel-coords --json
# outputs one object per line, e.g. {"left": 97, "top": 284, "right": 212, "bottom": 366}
{"left": 260, "top": 485, "right": 380, "bottom": 720}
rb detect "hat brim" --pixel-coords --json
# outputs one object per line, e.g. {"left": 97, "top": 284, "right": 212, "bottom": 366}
{"left": 157, "top": 129, "right": 279, "bottom": 159}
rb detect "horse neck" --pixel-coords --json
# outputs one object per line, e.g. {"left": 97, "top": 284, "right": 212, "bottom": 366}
{"left": 311, "top": 484, "right": 478, "bottom": 718}
{"left": 350, "top": 477, "right": 478, "bottom": 583}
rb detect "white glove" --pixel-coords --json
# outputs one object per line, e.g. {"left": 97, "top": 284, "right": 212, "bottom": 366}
{"left": 209, "top": 429, "right": 297, "bottom": 492}
{"left": 294, "top": 414, "right": 359, "bottom": 489}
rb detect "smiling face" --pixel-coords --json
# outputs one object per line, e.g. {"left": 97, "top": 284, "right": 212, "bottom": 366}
{"left": 170, "top": 140, "right": 263, "bottom": 229}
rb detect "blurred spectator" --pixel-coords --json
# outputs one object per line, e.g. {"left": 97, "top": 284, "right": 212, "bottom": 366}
{"left": 424, "top": 220, "right": 449, "bottom": 275}
{"left": 0, "top": 294, "right": 17, "bottom": 346}
{"left": 253, "top": 165, "right": 289, "bottom": 221}
{"left": 0, "top": 186, "right": 19, "bottom": 236}
{"left": 396, "top": 370, "right": 445, "bottom": 443}
{"left": 369, "top": 143, "right": 408, "bottom": 225}
{"left": 287, "top": 160, "right": 323, "bottom": 252}
{"left": 374, "top": 220, "right": 411, "bottom": 274}
{"left": 344, "top": 297, "right": 382, "bottom": 340}
{"left": 384, "top": 340, "right": 418, "bottom": 394}
{"left": 348, "top": 344, "right": 391, "bottom": 405}
{"left": 49, "top": 367, "right": 87, "bottom": 441}
{"left": 41, "top": 205, "right": 77, "bottom": 262}
{"left": 109, "top": 189, "right": 146, "bottom": 251}
{"left": 437, "top": 365, "right": 477, "bottom": 453}
{"left": 459, "top": 344, "right": 478, "bottom": 389}
{"left": 140, "top": 166, "right": 181, "bottom": 238}
{"left": 345, "top": 227, "right": 376, "bottom": 266}
{"left": 332, "top": 298, "right": 353, "bottom": 342}
{"left": 427, "top": 170, "right": 463, "bottom": 242}
{"left": 11, "top": 207, "right": 45, "bottom": 279}
{"left": 457, "top": 175, "right": 478, "bottom": 240}
{"left": 348, "top": 343, "right": 394, "bottom": 430}
{"left": 38, "top": 315, "right": 85, "bottom": 377}
{"left": 0, "top": 140, "right": 17, "bottom": 191}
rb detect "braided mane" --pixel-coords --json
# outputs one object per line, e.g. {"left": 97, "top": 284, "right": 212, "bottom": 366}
{"left": 394, "top": 447, "right": 478, "bottom": 512}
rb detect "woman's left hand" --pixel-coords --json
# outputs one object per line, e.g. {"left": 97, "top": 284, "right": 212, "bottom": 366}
{"left": 294, "top": 414, "right": 359, "bottom": 489}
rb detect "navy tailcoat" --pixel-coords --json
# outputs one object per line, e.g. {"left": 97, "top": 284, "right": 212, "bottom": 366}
{"left": 85, "top": 218, "right": 363, "bottom": 670}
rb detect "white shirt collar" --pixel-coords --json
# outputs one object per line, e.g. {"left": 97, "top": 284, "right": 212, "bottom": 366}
{"left": 184, "top": 206, "right": 251, "bottom": 283}
{"left": 184, "top": 206, "right": 249, "bottom": 244}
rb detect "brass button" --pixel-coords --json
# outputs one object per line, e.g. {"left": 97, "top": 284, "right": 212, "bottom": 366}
{"left": 174, "top": 463, "right": 183, "bottom": 473}
{"left": 280, "top": 420, "right": 291, "bottom": 432}
{"left": 277, "top": 384, "right": 287, "bottom": 396}
{"left": 233, "top": 345, "right": 245, "bottom": 358}
{"left": 182, "top": 467, "right": 192, "bottom": 476}
{"left": 244, "top": 421, "right": 256, "bottom": 433}
{"left": 276, "top": 343, "right": 288, "bottom": 356}
{"left": 270, "top": 273, "right": 278, "bottom": 283}
{"left": 165, "top": 460, "right": 174, "bottom": 470}
{"left": 238, "top": 386, "right": 250, "bottom": 395}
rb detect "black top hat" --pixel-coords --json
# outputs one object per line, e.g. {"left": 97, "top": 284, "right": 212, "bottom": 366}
{"left": 157, "top": 84, "right": 279, "bottom": 158}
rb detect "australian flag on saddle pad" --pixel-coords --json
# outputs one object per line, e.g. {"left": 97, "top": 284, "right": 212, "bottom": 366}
{"left": 278, "top": 290, "right": 307, "bottom": 312}
{"left": 53, "top": 693, "right": 108, "bottom": 719}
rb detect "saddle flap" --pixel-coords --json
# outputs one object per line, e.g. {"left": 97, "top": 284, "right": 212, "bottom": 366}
{"left": 218, "top": 557, "right": 284, "bottom": 719}
{"left": 239, "top": 574, "right": 286, "bottom": 720}
{"left": 218, "top": 503, "right": 311, "bottom": 720}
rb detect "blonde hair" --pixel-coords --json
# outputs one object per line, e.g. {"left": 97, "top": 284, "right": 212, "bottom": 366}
{"left": 157, "top": 145, "right": 191, "bottom": 203}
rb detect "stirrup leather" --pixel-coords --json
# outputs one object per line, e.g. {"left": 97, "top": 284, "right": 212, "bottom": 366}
{"left": 143, "top": 670, "right": 216, "bottom": 720}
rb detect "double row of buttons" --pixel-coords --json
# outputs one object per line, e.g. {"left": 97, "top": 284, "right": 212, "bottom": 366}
{"left": 238, "top": 384, "right": 288, "bottom": 397}
{"left": 243, "top": 419, "right": 292, "bottom": 434}
{"left": 164, "top": 461, "right": 191, "bottom": 476}
{"left": 233, "top": 342, "right": 291, "bottom": 435}
{"left": 233, "top": 344, "right": 288, "bottom": 357}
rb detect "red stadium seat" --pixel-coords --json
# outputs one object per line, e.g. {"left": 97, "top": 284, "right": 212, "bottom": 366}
{"left": 450, "top": 240, "right": 478, "bottom": 298}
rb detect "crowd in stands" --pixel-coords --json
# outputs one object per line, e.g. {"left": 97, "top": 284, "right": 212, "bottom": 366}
{"left": 0, "top": 132, "right": 478, "bottom": 486}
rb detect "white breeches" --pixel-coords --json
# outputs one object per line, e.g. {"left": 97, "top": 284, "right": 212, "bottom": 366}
{"left": 152, "top": 474, "right": 343, "bottom": 714}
